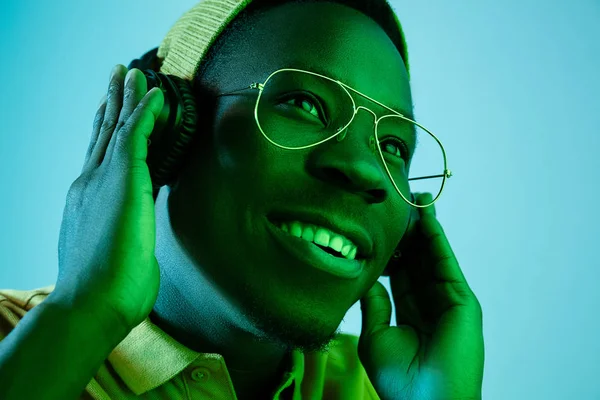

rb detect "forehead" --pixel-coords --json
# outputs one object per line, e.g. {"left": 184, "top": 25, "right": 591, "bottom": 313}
{"left": 219, "top": 1, "right": 412, "bottom": 116}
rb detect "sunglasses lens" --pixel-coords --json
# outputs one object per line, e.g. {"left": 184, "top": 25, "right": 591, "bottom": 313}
{"left": 376, "top": 117, "right": 445, "bottom": 207}
{"left": 257, "top": 70, "right": 354, "bottom": 148}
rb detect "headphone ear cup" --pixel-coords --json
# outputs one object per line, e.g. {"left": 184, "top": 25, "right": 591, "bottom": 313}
{"left": 138, "top": 72, "right": 198, "bottom": 201}
{"left": 127, "top": 48, "right": 199, "bottom": 202}
{"left": 127, "top": 47, "right": 161, "bottom": 72}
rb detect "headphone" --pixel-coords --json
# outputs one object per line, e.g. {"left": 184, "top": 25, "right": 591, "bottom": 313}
{"left": 128, "top": 47, "right": 417, "bottom": 277}
{"left": 127, "top": 46, "right": 199, "bottom": 203}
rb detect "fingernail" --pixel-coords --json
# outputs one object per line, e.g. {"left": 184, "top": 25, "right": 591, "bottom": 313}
{"left": 110, "top": 64, "right": 123, "bottom": 79}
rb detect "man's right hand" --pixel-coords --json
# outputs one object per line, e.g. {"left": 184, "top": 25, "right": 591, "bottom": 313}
{"left": 51, "top": 64, "right": 165, "bottom": 333}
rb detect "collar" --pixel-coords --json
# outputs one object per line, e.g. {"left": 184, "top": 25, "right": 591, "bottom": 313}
{"left": 106, "top": 316, "right": 315, "bottom": 397}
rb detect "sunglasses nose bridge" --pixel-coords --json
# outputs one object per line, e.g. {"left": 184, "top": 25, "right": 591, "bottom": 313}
{"left": 335, "top": 106, "right": 380, "bottom": 158}
{"left": 339, "top": 105, "right": 377, "bottom": 137}
{"left": 353, "top": 105, "right": 378, "bottom": 123}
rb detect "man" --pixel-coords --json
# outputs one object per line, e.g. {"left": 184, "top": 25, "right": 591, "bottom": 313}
{"left": 0, "top": 1, "right": 484, "bottom": 399}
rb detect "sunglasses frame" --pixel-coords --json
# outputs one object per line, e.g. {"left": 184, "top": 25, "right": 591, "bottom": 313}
{"left": 216, "top": 68, "right": 453, "bottom": 208}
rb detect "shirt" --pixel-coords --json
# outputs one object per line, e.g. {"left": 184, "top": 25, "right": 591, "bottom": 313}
{"left": 0, "top": 285, "right": 381, "bottom": 399}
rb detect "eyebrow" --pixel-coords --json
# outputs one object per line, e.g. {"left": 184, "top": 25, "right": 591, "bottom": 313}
{"left": 301, "top": 65, "right": 415, "bottom": 119}
{"left": 351, "top": 87, "right": 416, "bottom": 121}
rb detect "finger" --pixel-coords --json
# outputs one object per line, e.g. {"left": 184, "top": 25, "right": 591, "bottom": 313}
{"left": 416, "top": 192, "right": 436, "bottom": 217}
{"left": 416, "top": 193, "right": 475, "bottom": 303}
{"left": 102, "top": 68, "right": 147, "bottom": 163}
{"left": 359, "top": 280, "right": 392, "bottom": 337}
{"left": 115, "top": 69, "right": 148, "bottom": 137}
{"left": 104, "top": 86, "right": 163, "bottom": 167}
{"left": 87, "top": 64, "right": 128, "bottom": 168}
{"left": 82, "top": 97, "right": 108, "bottom": 174}
{"left": 388, "top": 266, "right": 430, "bottom": 329}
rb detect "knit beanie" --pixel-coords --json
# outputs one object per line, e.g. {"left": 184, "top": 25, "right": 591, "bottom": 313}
{"left": 155, "top": 0, "right": 410, "bottom": 82}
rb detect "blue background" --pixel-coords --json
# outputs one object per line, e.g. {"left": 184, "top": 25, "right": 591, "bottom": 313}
{"left": 1, "top": 1, "right": 599, "bottom": 398}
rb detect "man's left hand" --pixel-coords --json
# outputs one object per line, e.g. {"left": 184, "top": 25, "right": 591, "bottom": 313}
{"left": 358, "top": 192, "right": 484, "bottom": 400}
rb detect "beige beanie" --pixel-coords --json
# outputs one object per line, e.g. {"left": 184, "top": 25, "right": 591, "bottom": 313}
{"left": 156, "top": 0, "right": 410, "bottom": 82}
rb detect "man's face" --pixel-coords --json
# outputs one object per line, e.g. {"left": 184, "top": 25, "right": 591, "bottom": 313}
{"left": 161, "top": 1, "right": 413, "bottom": 353}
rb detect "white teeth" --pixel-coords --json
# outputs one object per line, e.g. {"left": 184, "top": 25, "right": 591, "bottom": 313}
{"left": 301, "top": 225, "right": 314, "bottom": 242}
{"left": 341, "top": 243, "right": 352, "bottom": 257}
{"left": 313, "top": 227, "right": 332, "bottom": 248}
{"left": 328, "top": 236, "right": 344, "bottom": 253}
{"left": 278, "top": 220, "right": 359, "bottom": 260}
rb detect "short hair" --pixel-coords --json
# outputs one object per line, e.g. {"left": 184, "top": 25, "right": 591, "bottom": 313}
{"left": 194, "top": 0, "right": 410, "bottom": 84}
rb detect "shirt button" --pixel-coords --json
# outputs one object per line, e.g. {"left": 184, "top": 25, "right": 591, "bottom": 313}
{"left": 190, "top": 367, "right": 210, "bottom": 382}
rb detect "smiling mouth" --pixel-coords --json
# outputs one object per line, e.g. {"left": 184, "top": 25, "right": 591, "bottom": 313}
{"left": 314, "top": 243, "right": 349, "bottom": 258}
{"left": 265, "top": 218, "right": 365, "bottom": 280}
{"left": 267, "top": 218, "right": 363, "bottom": 261}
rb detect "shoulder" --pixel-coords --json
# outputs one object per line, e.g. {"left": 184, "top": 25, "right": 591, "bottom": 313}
{"left": 0, "top": 285, "right": 56, "bottom": 339}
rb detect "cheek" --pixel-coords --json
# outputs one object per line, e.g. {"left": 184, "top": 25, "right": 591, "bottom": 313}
{"left": 212, "top": 107, "right": 267, "bottom": 174}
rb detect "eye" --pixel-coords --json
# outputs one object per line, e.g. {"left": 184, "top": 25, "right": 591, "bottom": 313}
{"left": 380, "top": 137, "right": 410, "bottom": 163}
{"left": 281, "top": 92, "right": 327, "bottom": 123}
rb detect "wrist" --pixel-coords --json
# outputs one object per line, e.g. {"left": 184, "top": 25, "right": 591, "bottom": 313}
{"left": 45, "top": 291, "right": 131, "bottom": 347}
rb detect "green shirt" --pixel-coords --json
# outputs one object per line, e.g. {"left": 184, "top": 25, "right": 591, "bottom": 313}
{"left": 0, "top": 285, "right": 380, "bottom": 399}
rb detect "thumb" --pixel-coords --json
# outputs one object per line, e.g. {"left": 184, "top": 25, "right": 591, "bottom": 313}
{"left": 359, "top": 280, "right": 392, "bottom": 338}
